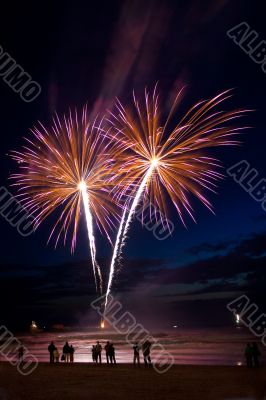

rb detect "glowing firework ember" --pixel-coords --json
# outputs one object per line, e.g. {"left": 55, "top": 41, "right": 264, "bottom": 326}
{"left": 104, "top": 87, "right": 248, "bottom": 308}
{"left": 10, "top": 106, "right": 118, "bottom": 293}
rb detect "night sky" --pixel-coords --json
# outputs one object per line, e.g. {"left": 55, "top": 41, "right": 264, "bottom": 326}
{"left": 0, "top": 0, "right": 265, "bottom": 331}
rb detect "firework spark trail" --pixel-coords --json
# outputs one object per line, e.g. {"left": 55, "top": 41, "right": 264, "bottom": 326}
{"left": 79, "top": 180, "right": 102, "bottom": 293}
{"left": 104, "top": 206, "right": 128, "bottom": 311}
{"left": 104, "top": 164, "right": 154, "bottom": 310}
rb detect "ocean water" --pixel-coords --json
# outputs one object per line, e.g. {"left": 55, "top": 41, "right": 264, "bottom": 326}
{"left": 1, "top": 327, "right": 265, "bottom": 365}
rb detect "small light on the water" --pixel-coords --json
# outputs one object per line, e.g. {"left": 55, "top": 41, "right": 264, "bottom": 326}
{"left": 235, "top": 313, "right": 241, "bottom": 326}
{"left": 237, "top": 361, "right": 242, "bottom": 366}
{"left": 101, "top": 320, "right": 105, "bottom": 329}
{"left": 30, "top": 320, "right": 38, "bottom": 329}
{"left": 173, "top": 325, "right": 178, "bottom": 328}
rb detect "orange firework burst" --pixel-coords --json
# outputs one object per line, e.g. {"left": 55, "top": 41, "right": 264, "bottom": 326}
{"left": 10, "top": 106, "right": 118, "bottom": 292}
{"left": 104, "top": 86, "right": 248, "bottom": 307}
{"left": 109, "top": 87, "right": 247, "bottom": 225}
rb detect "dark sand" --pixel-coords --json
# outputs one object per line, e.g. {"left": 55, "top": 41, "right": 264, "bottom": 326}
{"left": 0, "top": 362, "right": 265, "bottom": 400}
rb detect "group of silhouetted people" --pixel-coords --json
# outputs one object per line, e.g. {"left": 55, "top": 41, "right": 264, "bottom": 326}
{"left": 47, "top": 339, "right": 262, "bottom": 367}
{"left": 90, "top": 339, "right": 152, "bottom": 367}
{"left": 91, "top": 341, "right": 116, "bottom": 365}
{"left": 48, "top": 341, "right": 75, "bottom": 363}
{"left": 47, "top": 339, "right": 153, "bottom": 366}
{"left": 244, "top": 342, "right": 261, "bottom": 368}
{"left": 133, "top": 340, "right": 152, "bottom": 367}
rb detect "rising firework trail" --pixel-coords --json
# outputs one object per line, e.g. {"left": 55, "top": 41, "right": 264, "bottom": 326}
{"left": 10, "top": 106, "right": 118, "bottom": 294}
{"left": 78, "top": 179, "right": 102, "bottom": 292}
{"left": 104, "top": 86, "right": 249, "bottom": 309}
{"left": 105, "top": 164, "right": 154, "bottom": 308}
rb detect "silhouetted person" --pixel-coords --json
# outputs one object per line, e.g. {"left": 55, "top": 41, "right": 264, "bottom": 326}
{"left": 18, "top": 346, "right": 24, "bottom": 362}
{"left": 142, "top": 339, "right": 152, "bottom": 367}
{"left": 245, "top": 343, "right": 253, "bottom": 368}
{"left": 105, "top": 341, "right": 111, "bottom": 364}
{"left": 63, "top": 342, "right": 71, "bottom": 363}
{"left": 92, "top": 345, "right": 97, "bottom": 363}
{"left": 109, "top": 343, "right": 116, "bottom": 365}
{"left": 48, "top": 341, "right": 56, "bottom": 363}
{"left": 95, "top": 341, "right": 102, "bottom": 364}
{"left": 70, "top": 345, "right": 75, "bottom": 363}
{"left": 251, "top": 342, "right": 261, "bottom": 367}
{"left": 133, "top": 342, "right": 140, "bottom": 366}
{"left": 54, "top": 347, "right": 60, "bottom": 363}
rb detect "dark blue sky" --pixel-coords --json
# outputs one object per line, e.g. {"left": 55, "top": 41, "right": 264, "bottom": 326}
{"left": 0, "top": 0, "right": 265, "bottom": 330}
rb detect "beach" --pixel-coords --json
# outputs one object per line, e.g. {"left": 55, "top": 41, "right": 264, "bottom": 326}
{"left": 0, "top": 363, "right": 265, "bottom": 400}
{"left": 2, "top": 328, "right": 264, "bottom": 366}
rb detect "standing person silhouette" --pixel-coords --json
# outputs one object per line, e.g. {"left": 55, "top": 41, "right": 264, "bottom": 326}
{"left": 105, "top": 341, "right": 111, "bottom": 364}
{"left": 142, "top": 339, "right": 152, "bottom": 367}
{"left": 63, "top": 342, "right": 71, "bottom": 363}
{"left": 251, "top": 342, "right": 261, "bottom": 367}
{"left": 95, "top": 341, "right": 102, "bottom": 364}
{"left": 70, "top": 345, "right": 75, "bottom": 363}
{"left": 18, "top": 346, "right": 24, "bottom": 362}
{"left": 54, "top": 347, "right": 60, "bottom": 363}
{"left": 133, "top": 342, "right": 140, "bottom": 366}
{"left": 109, "top": 343, "right": 116, "bottom": 365}
{"left": 244, "top": 343, "right": 253, "bottom": 368}
{"left": 48, "top": 341, "right": 56, "bottom": 363}
{"left": 92, "top": 345, "right": 97, "bottom": 363}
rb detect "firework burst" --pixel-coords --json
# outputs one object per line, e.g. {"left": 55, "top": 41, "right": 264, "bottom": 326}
{"left": 10, "top": 106, "right": 118, "bottom": 293}
{"left": 104, "top": 86, "right": 248, "bottom": 308}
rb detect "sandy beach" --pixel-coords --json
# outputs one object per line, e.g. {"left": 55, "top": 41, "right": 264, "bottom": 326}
{"left": 0, "top": 363, "right": 265, "bottom": 400}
